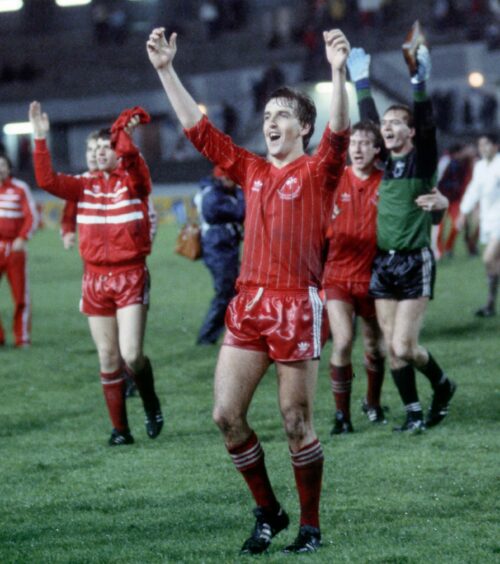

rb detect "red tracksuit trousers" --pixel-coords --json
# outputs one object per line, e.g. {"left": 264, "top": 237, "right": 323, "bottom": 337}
{"left": 0, "top": 243, "right": 31, "bottom": 346}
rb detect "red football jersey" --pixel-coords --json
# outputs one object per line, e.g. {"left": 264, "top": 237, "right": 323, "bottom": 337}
{"left": 323, "top": 166, "right": 383, "bottom": 284}
{"left": 185, "top": 116, "right": 349, "bottom": 290}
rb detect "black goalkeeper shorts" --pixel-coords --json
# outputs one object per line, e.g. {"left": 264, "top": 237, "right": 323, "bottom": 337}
{"left": 369, "top": 247, "right": 436, "bottom": 300}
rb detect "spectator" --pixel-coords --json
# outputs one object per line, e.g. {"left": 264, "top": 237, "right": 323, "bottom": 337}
{"left": 194, "top": 167, "right": 245, "bottom": 345}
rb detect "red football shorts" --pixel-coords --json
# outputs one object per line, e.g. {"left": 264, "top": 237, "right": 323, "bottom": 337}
{"left": 223, "top": 286, "right": 327, "bottom": 362}
{"left": 324, "top": 280, "right": 376, "bottom": 319}
{"left": 80, "top": 263, "right": 150, "bottom": 316}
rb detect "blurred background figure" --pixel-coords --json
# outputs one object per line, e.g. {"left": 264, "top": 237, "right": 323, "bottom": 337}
{"left": 459, "top": 132, "right": 500, "bottom": 317}
{"left": 0, "top": 154, "right": 39, "bottom": 348}
{"left": 194, "top": 166, "right": 245, "bottom": 345}
{"left": 435, "top": 142, "right": 475, "bottom": 259}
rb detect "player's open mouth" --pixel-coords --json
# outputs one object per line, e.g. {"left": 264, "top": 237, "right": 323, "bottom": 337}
{"left": 269, "top": 132, "right": 281, "bottom": 142}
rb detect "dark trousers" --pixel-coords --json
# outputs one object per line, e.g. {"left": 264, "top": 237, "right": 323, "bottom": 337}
{"left": 197, "top": 253, "right": 238, "bottom": 344}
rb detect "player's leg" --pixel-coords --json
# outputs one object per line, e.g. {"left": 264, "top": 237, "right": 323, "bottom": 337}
{"left": 88, "top": 315, "right": 132, "bottom": 445}
{"left": 6, "top": 249, "right": 31, "bottom": 346}
{"left": 376, "top": 298, "right": 421, "bottom": 432}
{"left": 117, "top": 303, "right": 163, "bottom": 439}
{"left": 476, "top": 237, "right": 500, "bottom": 317}
{"left": 0, "top": 258, "right": 7, "bottom": 344}
{"left": 360, "top": 314, "right": 386, "bottom": 423}
{"left": 392, "top": 298, "right": 456, "bottom": 429}
{"left": 277, "top": 359, "right": 322, "bottom": 553}
{"left": 326, "top": 299, "right": 355, "bottom": 434}
{"left": 213, "top": 345, "right": 288, "bottom": 554}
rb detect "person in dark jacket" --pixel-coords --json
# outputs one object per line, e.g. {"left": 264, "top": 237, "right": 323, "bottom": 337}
{"left": 195, "top": 166, "right": 245, "bottom": 344}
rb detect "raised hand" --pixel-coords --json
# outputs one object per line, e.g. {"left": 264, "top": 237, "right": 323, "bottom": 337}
{"left": 28, "top": 101, "right": 50, "bottom": 139}
{"left": 323, "top": 29, "right": 350, "bottom": 71}
{"left": 124, "top": 114, "right": 141, "bottom": 136}
{"left": 147, "top": 27, "right": 177, "bottom": 71}
{"left": 347, "top": 47, "right": 371, "bottom": 82}
{"left": 411, "top": 44, "right": 431, "bottom": 84}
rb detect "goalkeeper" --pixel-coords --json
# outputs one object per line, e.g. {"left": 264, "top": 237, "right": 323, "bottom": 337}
{"left": 348, "top": 29, "right": 456, "bottom": 433}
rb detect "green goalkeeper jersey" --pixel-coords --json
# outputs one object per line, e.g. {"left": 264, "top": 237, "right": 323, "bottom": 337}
{"left": 357, "top": 89, "right": 438, "bottom": 251}
{"left": 377, "top": 97, "right": 437, "bottom": 251}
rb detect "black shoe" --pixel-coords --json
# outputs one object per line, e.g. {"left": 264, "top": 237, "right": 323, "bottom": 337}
{"left": 283, "top": 525, "right": 321, "bottom": 554}
{"left": 393, "top": 412, "right": 425, "bottom": 434}
{"left": 145, "top": 405, "right": 164, "bottom": 439}
{"left": 330, "top": 410, "right": 354, "bottom": 435}
{"left": 426, "top": 380, "right": 457, "bottom": 428}
{"left": 240, "top": 506, "right": 289, "bottom": 555}
{"left": 108, "top": 428, "right": 134, "bottom": 446}
{"left": 125, "top": 376, "right": 137, "bottom": 398}
{"left": 361, "top": 399, "right": 387, "bottom": 424}
{"left": 475, "top": 306, "right": 495, "bottom": 318}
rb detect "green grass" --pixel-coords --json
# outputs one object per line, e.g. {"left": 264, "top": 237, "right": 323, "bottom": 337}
{"left": 0, "top": 226, "right": 498, "bottom": 563}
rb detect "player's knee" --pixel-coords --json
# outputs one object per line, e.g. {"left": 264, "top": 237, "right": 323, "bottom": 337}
{"left": 121, "top": 346, "right": 143, "bottom": 372}
{"left": 392, "top": 339, "right": 416, "bottom": 363}
{"left": 96, "top": 348, "right": 120, "bottom": 372}
{"left": 212, "top": 406, "right": 241, "bottom": 436}
{"left": 333, "top": 338, "right": 352, "bottom": 360}
{"left": 282, "top": 405, "right": 308, "bottom": 442}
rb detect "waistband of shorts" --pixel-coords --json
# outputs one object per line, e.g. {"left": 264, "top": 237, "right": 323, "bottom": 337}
{"left": 237, "top": 284, "right": 316, "bottom": 297}
{"left": 377, "top": 246, "right": 430, "bottom": 256}
{"left": 84, "top": 259, "right": 146, "bottom": 275}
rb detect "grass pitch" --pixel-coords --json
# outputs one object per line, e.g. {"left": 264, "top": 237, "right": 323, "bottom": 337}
{"left": 0, "top": 226, "right": 498, "bottom": 563}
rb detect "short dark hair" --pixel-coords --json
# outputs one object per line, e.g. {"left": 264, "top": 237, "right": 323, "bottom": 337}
{"left": 352, "top": 120, "right": 384, "bottom": 150}
{"left": 0, "top": 153, "right": 13, "bottom": 172}
{"left": 97, "top": 128, "right": 111, "bottom": 141}
{"left": 267, "top": 86, "right": 317, "bottom": 150}
{"left": 479, "top": 132, "right": 498, "bottom": 145}
{"left": 86, "top": 130, "right": 99, "bottom": 144}
{"left": 383, "top": 104, "right": 414, "bottom": 128}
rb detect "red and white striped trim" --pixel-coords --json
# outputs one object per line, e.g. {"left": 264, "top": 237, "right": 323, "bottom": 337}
{"left": 230, "top": 440, "right": 264, "bottom": 471}
{"left": 77, "top": 211, "right": 144, "bottom": 225}
{"left": 290, "top": 440, "right": 324, "bottom": 468}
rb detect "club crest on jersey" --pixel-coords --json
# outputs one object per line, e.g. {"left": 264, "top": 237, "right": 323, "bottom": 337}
{"left": 278, "top": 176, "right": 301, "bottom": 200}
{"left": 251, "top": 180, "right": 263, "bottom": 192}
{"left": 340, "top": 192, "right": 351, "bottom": 202}
{"left": 392, "top": 160, "right": 406, "bottom": 178}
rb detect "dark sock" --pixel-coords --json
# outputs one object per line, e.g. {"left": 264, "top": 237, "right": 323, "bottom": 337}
{"left": 128, "top": 357, "right": 159, "bottom": 411}
{"left": 487, "top": 274, "right": 499, "bottom": 310}
{"left": 391, "top": 364, "right": 421, "bottom": 412}
{"left": 329, "top": 363, "right": 353, "bottom": 420}
{"left": 101, "top": 368, "right": 128, "bottom": 432}
{"left": 417, "top": 352, "right": 447, "bottom": 390}
{"left": 364, "top": 354, "right": 385, "bottom": 408}
{"left": 228, "top": 431, "right": 279, "bottom": 512}
{"left": 290, "top": 439, "right": 324, "bottom": 529}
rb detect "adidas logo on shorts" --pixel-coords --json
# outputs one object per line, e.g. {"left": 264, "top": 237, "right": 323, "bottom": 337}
{"left": 298, "top": 342, "right": 310, "bottom": 353}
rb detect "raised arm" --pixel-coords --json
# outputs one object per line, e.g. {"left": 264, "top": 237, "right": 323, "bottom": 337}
{"left": 29, "top": 101, "right": 83, "bottom": 201}
{"left": 323, "top": 29, "right": 350, "bottom": 133}
{"left": 147, "top": 28, "right": 203, "bottom": 129}
{"left": 347, "top": 47, "right": 380, "bottom": 124}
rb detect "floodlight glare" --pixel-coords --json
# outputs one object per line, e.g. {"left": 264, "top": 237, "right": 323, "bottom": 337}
{"left": 315, "top": 82, "right": 332, "bottom": 94}
{"left": 55, "top": 0, "right": 92, "bottom": 7}
{"left": 468, "top": 71, "right": 485, "bottom": 88}
{"left": 3, "top": 122, "right": 34, "bottom": 135}
{"left": 0, "top": 0, "right": 23, "bottom": 13}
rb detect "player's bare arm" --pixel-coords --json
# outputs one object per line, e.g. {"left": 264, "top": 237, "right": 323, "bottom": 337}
{"left": 147, "top": 27, "right": 202, "bottom": 129}
{"left": 323, "top": 29, "right": 350, "bottom": 133}
{"left": 29, "top": 101, "right": 50, "bottom": 140}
